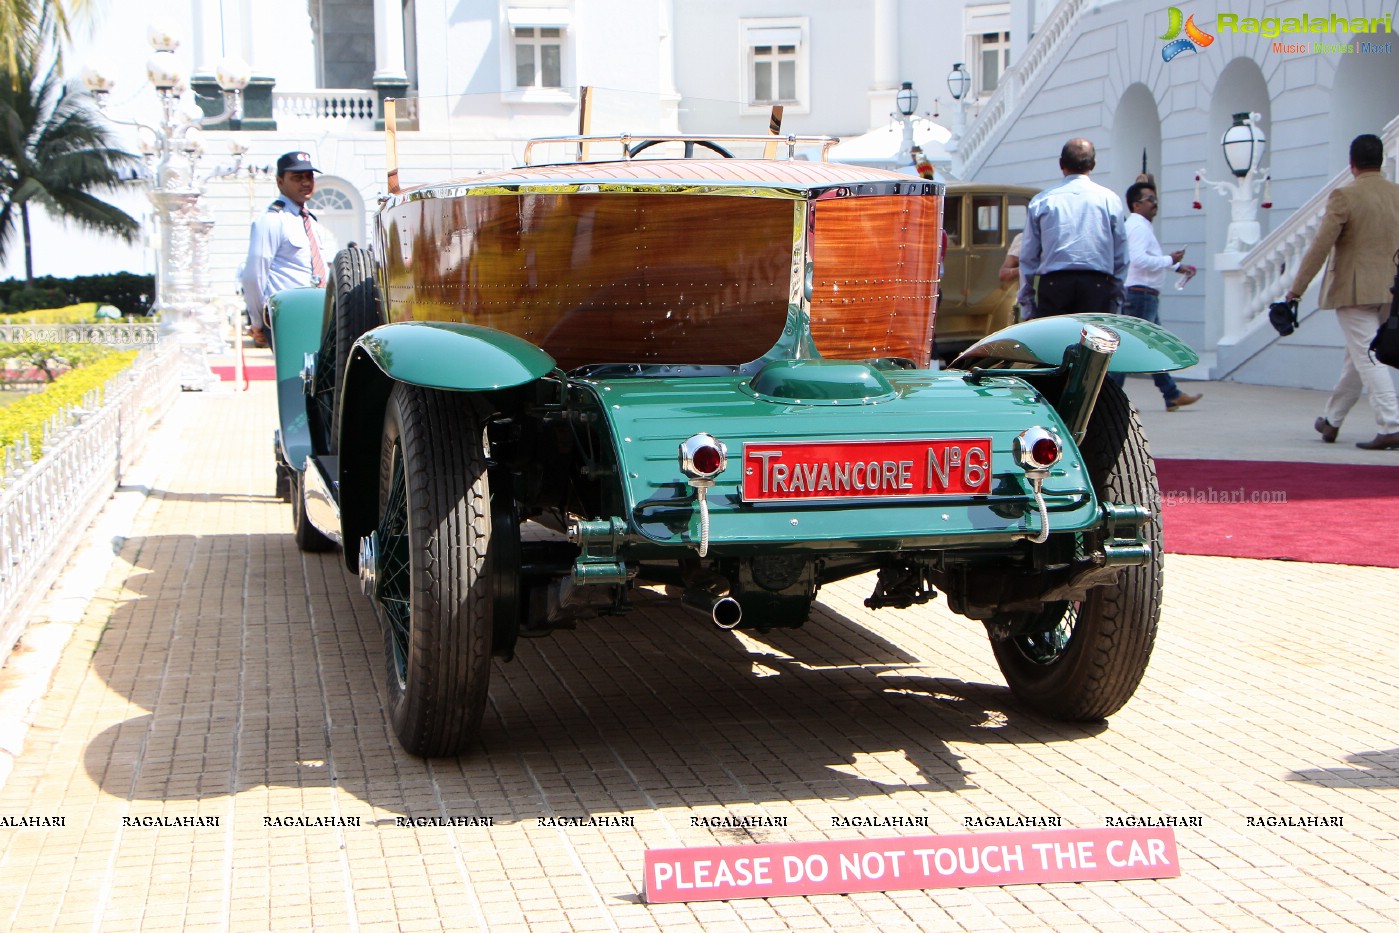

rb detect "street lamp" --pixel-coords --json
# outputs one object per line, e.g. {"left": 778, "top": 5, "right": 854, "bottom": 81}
{"left": 946, "top": 63, "right": 971, "bottom": 141}
{"left": 895, "top": 81, "right": 918, "bottom": 167}
{"left": 1194, "top": 111, "right": 1272, "bottom": 254}
{"left": 82, "top": 26, "right": 251, "bottom": 390}
{"left": 1221, "top": 111, "right": 1266, "bottom": 178}
{"left": 895, "top": 81, "right": 918, "bottom": 117}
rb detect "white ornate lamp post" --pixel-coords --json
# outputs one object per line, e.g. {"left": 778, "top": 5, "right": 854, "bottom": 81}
{"left": 894, "top": 81, "right": 918, "bottom": 167}
{"left": 945, "top": 64, "right": 971, "bottom": 142}
{"left": 82, "top": 25, "right": 251, "bottom": 390}
{"left": 1197, "top": 112, "right": 1274, "bottom": 344}
{"left": 1195, "top": 112, "right": 1271, "bottom": 254}
{"left": 943, "top": 63, "right": 972, "bottom": 176}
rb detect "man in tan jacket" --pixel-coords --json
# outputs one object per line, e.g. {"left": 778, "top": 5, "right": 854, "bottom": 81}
{"left": 1286, "top": 134, "right": 1399, "bottom": 450}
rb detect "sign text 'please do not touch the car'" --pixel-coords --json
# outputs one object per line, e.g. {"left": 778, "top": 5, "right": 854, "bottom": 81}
{"left": 645, "top": 827, "right": 1180, "bottom": 903}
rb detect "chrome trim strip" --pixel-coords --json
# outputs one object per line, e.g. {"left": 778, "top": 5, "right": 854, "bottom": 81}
{"left": 302, "top": 456, "right": 343, "bottom": 546}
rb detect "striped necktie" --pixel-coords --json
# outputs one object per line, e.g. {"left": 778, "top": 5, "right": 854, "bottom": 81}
{"left": 301, "top": 207, "right": 326, "bottom": 284}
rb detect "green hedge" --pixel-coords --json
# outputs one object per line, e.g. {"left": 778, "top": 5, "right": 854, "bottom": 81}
{"left": 0, "top": 273, "right": 155, "bottom": 317}
{"left": 0, "top": 348, "right": 138, "bottom": 462}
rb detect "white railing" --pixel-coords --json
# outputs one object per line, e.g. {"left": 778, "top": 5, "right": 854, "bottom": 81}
{"left": 0, "top": 340, "right": 180, "bottom": 660}
{"left": 957, "top": 0, "right": 1093, "bottom": 174}
{"left": 1214, "top": 114, "right": 1399, "bottom": 376}
{"left": 274, "top": 89, "right": 378, "bottom": 127}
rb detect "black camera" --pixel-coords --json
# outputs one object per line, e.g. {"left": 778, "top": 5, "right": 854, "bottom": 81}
{"left": 1268, "top": 298, "right": 1298, "bottom": 337}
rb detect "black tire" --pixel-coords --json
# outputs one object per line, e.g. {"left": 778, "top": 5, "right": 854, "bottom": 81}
{"left": 371, "top": 383, "right": 493, "bottom": 757}
{"left": 990, "top": 379, "right": 1163, "bottom": 720}
{"left": 311, "top": 248, "right": 381, "bottom": 453}
{"left": 291, "top": 470, "right": 335, "bottom": 552}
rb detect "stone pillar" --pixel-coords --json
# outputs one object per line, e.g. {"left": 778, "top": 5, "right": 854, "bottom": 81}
{"left": 190, "top": 75, "right": 277, "bottom": 131}
{"left": 375, "top": 78, "right": 414, "bottom": 131}
{"left": 373, "top": 0, "right": 413, "bottom": 130}
{"left": 374, "top": 0, "right": 409, "bottom": 82}
{"left": 868, "top": 0, "right": 899, "bottom": 129}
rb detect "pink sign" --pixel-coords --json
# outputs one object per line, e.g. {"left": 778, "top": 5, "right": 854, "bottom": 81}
{"left": 644, "top": 827, "right": 1179, "bottom": 903}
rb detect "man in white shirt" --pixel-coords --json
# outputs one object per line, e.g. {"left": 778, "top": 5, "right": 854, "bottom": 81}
{"left": 1111, "top": 181, "right": 1201, "bottom": 411}
{"left": 241, "top": 151, "right": 336, "bottom": 347}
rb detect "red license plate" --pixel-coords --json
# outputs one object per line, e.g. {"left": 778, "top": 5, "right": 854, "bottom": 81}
{"left": 740, "top": 438, "right": 992, "bottom": 502}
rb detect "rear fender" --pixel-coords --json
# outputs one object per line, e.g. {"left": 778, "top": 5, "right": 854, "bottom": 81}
{"left": 335, "top": 321, "right": 557, "bottom": 571}
{"left": 353, "top": 321, "right": 556, "bottom": 390}
{"left": 268, "top": 286, "right": 331, "bottom": 470}
{"left": 949, "top": 313, "right": 1200, "bottom": 373}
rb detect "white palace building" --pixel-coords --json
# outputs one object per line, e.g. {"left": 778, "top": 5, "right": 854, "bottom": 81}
{"left": 11, "top": 0, "right": 1399, "bottom": 389}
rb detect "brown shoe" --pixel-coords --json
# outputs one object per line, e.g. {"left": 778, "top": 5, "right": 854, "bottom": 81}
{"left": 1314, "top": 417, "right": 1339, "bottom": 443}
{"left": 1355, "top": 432, "right": 1399, "bottom": 450}
{"left": 1166, "top": 392, "right": 1201, "bottom": 412}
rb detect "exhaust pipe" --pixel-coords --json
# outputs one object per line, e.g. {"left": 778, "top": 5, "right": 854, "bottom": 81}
{"left": 1058, "top": 322, "right": 1119, "bottom": 443}
{"left": 677, "top": 565, "right": 744, "bottom": 630}
{"left": 681, "top": 587, "right": 743, "bottom": 629}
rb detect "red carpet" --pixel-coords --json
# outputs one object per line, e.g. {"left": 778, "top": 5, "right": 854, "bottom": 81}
{"left": 211, "top": 364, "right": 276, "bottom": 382}
{"left": 1156, "top": 459, "right": 1399, "bottom": 568}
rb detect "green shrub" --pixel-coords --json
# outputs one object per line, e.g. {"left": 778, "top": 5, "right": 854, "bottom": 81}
{"left": 0, "top": 273, "right": 155, "bottom": 317}
{"left": 3, "top": 303, "right": 102, "bottom": 324}
{"left": 0, "top": 349, "right": 138, "bottom": 463}
{"left": 5, "top": 286, "right": 70, "bottom": 313}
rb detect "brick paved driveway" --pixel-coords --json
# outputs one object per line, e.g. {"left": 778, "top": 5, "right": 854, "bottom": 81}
{"left": 1, "top": 383, "right": 1396, "bottom": 931}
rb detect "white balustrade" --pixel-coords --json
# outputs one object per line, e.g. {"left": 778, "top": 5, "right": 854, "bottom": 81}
{"left": 273, "top": 89, "right": 379, "bottom": 127}
{"left": 0, "top": 340, "right": 181, "bottom": 660}
{"left": 1215, "top": 114, "right": 1399, "bottom": 374}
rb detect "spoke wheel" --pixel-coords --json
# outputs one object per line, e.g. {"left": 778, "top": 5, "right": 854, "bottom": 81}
{"left": 990, "top": 380, "right": 1163, "bottom": 721}
{"left": 371, "top": 383, "right": 493, "bottom": 757}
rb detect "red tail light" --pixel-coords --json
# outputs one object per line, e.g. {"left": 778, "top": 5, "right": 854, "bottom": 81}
{"left": 679, "top": 433, "right": 728, "bottom": 480}
{"left": 1014, "top": 427, "right": 1062, "bottom": 476}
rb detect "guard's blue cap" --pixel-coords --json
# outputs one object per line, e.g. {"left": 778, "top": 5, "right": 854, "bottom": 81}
{"left": 276, "top": 151, "right": 321, "bottom": 174}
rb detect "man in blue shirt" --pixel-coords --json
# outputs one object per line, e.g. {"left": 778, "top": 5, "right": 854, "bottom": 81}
{"left": 241, "top": 151, "right": 336, "bottom": 347}
{"left": 1017, "top": 138, "right": 1127, "bottom": 317}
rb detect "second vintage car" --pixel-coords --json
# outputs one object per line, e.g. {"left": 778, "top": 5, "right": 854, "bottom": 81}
{"left": 270, "top": 130, "right": 1196, "bottom": 757}
{"left": 933, "top": 182, "right": 1037, "bottom": 361}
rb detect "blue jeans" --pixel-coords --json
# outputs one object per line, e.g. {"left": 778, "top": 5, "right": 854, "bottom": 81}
{"left": 1108, "top": 288, "right": 1180, "bottom": 404}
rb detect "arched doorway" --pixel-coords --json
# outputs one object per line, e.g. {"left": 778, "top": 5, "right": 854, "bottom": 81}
{"left": 308, "top": 177, "right": 366, "bottom": 253}
{"left": 1329, "top": 36, "right": 1399, "bottom": 172}
{"left": 1111, "top": 83, "right": 1163, "bottom": 204}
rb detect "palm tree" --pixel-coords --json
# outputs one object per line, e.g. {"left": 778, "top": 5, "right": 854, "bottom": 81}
{"left": 0, "top": 61, "right": 141, "bottom": 281}
{"left": 1, "top": 0, "right": 93, "bottom": 90}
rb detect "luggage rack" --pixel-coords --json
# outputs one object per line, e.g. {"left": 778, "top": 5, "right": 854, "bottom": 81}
{"left": 522, "top": 133, "right": 841, "bottom": 165}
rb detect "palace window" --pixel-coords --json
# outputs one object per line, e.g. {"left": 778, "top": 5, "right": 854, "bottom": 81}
{"left": 507, "top": 7, "right": 572, "bottom": 92}
{"left": 741, "top": 18, "right": 809, "bottom": 113}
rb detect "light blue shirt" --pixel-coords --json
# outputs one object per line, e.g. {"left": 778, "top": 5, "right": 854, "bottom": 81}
{"left": 241, "top": 195, "right": 336, "bottom": 326}
{"left": 1017, "top": 174, "right": 1127, "bottom": 309}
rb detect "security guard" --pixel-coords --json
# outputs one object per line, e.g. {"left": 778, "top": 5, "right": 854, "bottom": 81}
{"left": 241, "top": 151, "right": 336, "bottom": 347}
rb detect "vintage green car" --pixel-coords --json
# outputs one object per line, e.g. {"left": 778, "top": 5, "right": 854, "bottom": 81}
{"left": 271, "top": 133, "right": 1196, "bottom": 757}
